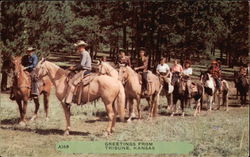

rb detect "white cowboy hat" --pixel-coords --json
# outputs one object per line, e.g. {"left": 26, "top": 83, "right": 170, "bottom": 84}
{"left": 74, "top": 40, "right": 88, "bottom": 47}
{"left": 27, "top": 47, "right": 36, "bottom": 51}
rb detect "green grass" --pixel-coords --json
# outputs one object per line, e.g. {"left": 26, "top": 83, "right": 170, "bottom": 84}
{"left": 0, "top": 53, "right": 249, "bottom": 157}
{"left": 0, "top": 88, "right": 249, "bottom": 157}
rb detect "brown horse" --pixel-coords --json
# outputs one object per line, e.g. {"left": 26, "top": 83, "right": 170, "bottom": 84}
{"left": 10, "top": 56, "right": 52, "bottom": 125}
{"left": 34, "top": 58, "right": 125, "bottom": 135}
{"left": 118, "top": 65, "right": 161, "bottom": 121}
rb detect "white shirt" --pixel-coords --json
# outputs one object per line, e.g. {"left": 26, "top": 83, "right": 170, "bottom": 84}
{"left": 156, "top": 63, "right": 170, "bottom": 73}
{"left": 183, "top": 67, "right": 192, "bottom": 76}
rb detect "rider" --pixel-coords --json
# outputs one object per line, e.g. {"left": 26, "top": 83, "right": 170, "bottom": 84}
{"left": 156, "top": 57, "right": 171, "bottom": 91}
{"left": 10, "top": 47, "right": 39, "bottom": 100}
{"left": 239, "top": 66, "right": 247, "bottom": 77}
{"left": 182, "top": 60, "right": 193, "bottom": 97}
{"left": 134, "top": 47, "right": 149, "bottom": 95}
{"left": 64, "top": 40, "right": 92, "bottom": 104}
{"left": 171, "top": 59, "right": 183, "bottom": 84}
{"left": 117, "top": 49, "right": 131, "bottom": 66}
{"left": 208, "top": 60, "right": 221, "bottom": 92}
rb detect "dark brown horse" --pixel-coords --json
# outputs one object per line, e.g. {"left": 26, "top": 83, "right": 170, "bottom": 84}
{"left": 234, "top": 72, "right": 249, "bottom": 106}
{"left": 10, "top": 56, "right": 52, "bottom": 125}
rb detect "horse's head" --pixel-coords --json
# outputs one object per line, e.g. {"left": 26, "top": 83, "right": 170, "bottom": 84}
{"left": 200, "top": 71, "right": 209, "bottom": 84}
{"left": 118, "top": 65, "right": 129, "bottom": 84}
{"left": 34, "top": 58, "right": 48, "bottom": 79}
{"left": 10, "top": 56, "right": 22, "bottom": 77}
{"left": 171, "top": 72, "right": 180, "bottom": 85}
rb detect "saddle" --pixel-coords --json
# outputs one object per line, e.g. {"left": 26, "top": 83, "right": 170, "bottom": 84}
{"left": 72, "top": 73, "right": 98, "bottom": 105}
{"left": 137, "top": 71, "right": 154, "bottom": 96}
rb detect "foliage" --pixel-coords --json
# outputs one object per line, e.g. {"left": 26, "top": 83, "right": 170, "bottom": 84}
{"left": 1, "top": 1, "right": 248, "bottom": 65}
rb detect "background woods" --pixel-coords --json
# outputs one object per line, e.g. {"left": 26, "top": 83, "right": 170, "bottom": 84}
{"left": 0, "top": 1, "right": 249, "bottom": 67}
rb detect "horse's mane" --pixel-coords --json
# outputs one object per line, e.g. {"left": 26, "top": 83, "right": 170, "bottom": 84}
{"left": 125, "top": 66, "right": 137, "bottom": 76}
{"left": 44, "top": 60, "right": 70, "bottom": 76}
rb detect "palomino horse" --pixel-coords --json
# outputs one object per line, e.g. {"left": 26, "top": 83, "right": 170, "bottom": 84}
{"left": 10, "top": 56, "right": 52, "bottom": 125}
{"left": 34, "top": 58, "right": 125, "bottom": 135}
{"left": 169, "top": 72, "right": 188, "bottom": 116}
{"left": 234, "top": 73, "right": 249, "bottom": 106}
{"left": 200, "top": 72, "right": 229, "bottom": 111}
{"left": 98, "top": 61, "right": 119, "bottom": 79}
{"left": 118, "top": 65, "right": 161, "bottom": 121}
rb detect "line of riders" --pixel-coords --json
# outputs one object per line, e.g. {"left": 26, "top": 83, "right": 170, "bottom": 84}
{"left": 9, "top": 40, "right": 248, "bottom": 105}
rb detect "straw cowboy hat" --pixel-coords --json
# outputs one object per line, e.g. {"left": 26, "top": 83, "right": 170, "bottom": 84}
{"left": 27, "top": 47, "right": 36, "bottom": 51}
{"left": 74, "top": 40, "right": 88, "bottom": 47}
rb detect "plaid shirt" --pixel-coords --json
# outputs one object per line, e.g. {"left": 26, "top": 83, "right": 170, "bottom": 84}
{"left": 209, "top": 65, "right": 221, "bottom": 78}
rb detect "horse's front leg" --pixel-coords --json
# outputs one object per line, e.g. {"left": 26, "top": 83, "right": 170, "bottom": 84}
{"left": 216, "top": 92, "right": 221, "bottom": 110}
{"left": 208, "top": 95, "right": 213, "bottom": 111}
{"left": 136, "top": 97, "right": 141, "bottom": 119}
{"left": 127, "top": 99, "right": 135, "bottom": 122}
{"left": 105, "top": 103, "right": 115, "bottom": 135}
{"left": 61, "top": 103, "right": 71, "bottom": 136}
{"left": 31, "top": 97, "right": 40, "bottom": 121}
{"left": 43, "top": 92, "right": 50, "bottom": 120}
{"left": 16, "top": 99, "right": 25, "bottom": 126}
{"left": 166, "top": 93, "right": 172, "bottom": 110}
{"left": 181, "top": 99, "right": 185, "bottom": 117}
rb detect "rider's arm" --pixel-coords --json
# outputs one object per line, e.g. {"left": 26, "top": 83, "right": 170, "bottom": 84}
{"left": 25, "top": 55, "right": 38, "bottom": 69}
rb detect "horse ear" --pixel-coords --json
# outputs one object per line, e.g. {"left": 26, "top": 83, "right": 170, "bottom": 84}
{"left": 41, "top": 57, "right": 46, "bottom": 63}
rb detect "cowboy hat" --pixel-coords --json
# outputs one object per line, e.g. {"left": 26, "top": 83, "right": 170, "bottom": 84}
{"left": 27, "top": 47, "right": 36, "bottom": 51}
{"left": 74, "top": 40, "right": 88, "bottom": 47}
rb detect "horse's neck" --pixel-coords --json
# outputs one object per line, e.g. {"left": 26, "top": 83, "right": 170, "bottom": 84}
{"left": 127, "top": 67, "right": 139, "bottom": 81}
{"left": 45, "top": 61, "right": 68, "bottom": 89}
{"left": 17, "top": 66, "right": 30, "bottom": 86}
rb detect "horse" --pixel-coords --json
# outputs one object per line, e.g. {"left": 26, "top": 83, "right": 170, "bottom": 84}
{"left": 188, "top": 82, "right": 204, "bottom": 116}
{"left": 158, "top": 72, "right": 174, "bottom": 109}
{"left": 118, "top": 65, "right": 161, "bottom": 121}
{"left": 98, "top": 61, "right": 119, "bottom": 79}
{"left": 200, "top": 72, "right": 229, "bottom": 111}
{"left": 10, "top": 56, "right": 52, "bottom": 126}
{"left": 34, "top": 58, "right": 125, "bottom": 135}
{"left": 169, "top": 72, "right": 188, "bottom": 116}
{"left": 234, "top": 73, "right": 249, "bottom": 106}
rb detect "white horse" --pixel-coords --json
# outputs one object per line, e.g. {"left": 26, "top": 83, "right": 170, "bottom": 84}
{"left": 200, "top": 72, "right": 229, "bottom": 111}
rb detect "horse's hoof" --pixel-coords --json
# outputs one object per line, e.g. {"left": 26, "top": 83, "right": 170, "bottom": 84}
{"left": 170, "top": 114, "right": 174, "bottom": 117}
{"left": 127, "top": 118, "right": 132, "bottom": 122}
{"left": 19, "top": 121, "right": 26, "bottom": 127}
{"left": 63, "top": 130, "right": 70, "bottom": 136}
{"left": 182, "top": 113, "right": 185, "bottom": 117}
{"left": 30, "top": 115, "right": 37, "bottom": 121}
{"left": 131, "top": 113, "right": 136, "bottom": 118}
{"left": 103, "top": 130, "right": 111, "bottom": 137}
{"left": 45, "top": 117, "right": 49, "bottom": 121}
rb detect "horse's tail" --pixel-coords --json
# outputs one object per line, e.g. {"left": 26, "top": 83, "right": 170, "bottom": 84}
{"left": 114, "top": 82, "right": 126, "bottom": 122}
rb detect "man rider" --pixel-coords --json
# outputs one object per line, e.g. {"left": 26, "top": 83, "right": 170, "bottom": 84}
{"left": 64, "top": 40, "right": 92, "bottom": 104}
{"left": 10, "top": 47, "right": 38, "bottom": 100}
{"left": 134, "top": 48, "right": 149, "bottom": 95}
